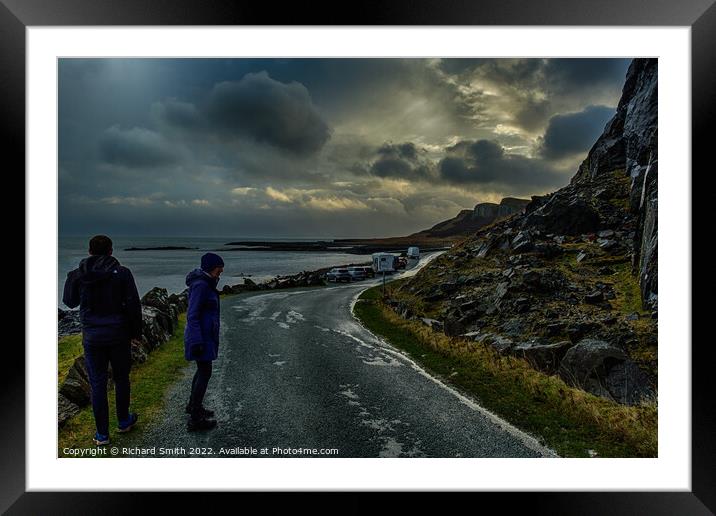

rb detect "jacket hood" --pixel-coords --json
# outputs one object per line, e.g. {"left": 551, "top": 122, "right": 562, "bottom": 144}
{"left": 186, "top": 268, "right": 219, "bottom": 288}
{"left": 77, "top": 255, "right": 121, "bottom": 284}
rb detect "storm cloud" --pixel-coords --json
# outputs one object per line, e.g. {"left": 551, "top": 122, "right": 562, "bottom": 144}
{"left": 438, "top": 139, "right": 565, "bottom": 190}
{"left": 98, "top": 126, "right": 179, "bottom": 168}
{"left": 539, "top": 105, "right": 616, "bottom": 159}
{"left": 369, "top": 142, "right": 436, "bottom": 181}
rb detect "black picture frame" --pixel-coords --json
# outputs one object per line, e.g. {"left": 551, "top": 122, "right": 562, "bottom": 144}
{"left": 5, "top": 0, "right": 712, "bottom": 512}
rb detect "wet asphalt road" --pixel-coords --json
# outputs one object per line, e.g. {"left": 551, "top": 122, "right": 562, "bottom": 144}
{"left": 135, "top": 256, "right": 556, "bottom": 458}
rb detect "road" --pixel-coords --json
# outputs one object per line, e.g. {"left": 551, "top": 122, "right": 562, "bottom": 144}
{"left": 135, "top": 254, "right": 556, "bottom": 458}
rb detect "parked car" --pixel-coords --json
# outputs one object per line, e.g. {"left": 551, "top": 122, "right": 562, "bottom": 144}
{"left": 325, "top": 268, "right": 352, "bottom": 282}
{"left": 359, "top": 266, "right": 375, "bottom": 278}
{"left": 347, "top": 267, "right": 367, "bottom": 281}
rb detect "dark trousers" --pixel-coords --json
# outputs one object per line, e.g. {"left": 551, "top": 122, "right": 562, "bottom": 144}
{"left": 188, "top": 360, "right": 213, "bottom": 419}
{"left": 83, "top": 339, "right": 131, "bottom": 436}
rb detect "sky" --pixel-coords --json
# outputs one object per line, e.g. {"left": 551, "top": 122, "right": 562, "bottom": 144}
{"left": 59, "top": 58, "right": 631, "bottom": 238}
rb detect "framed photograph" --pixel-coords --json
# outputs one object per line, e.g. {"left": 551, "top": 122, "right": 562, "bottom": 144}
{"left": 7, "top": 0, "right": 711, "bottom": 511}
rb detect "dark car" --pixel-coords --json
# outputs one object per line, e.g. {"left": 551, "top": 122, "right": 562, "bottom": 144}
{"left": 347, "top": 267, "right": 367, "bottom": 281}
{"left": 326, "top": 268, "right": 352, "bottom": 282}
{"left": 359, "top": 266, "right": 375, "bottom": 278}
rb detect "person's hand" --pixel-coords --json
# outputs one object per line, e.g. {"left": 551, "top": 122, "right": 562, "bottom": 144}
{"left": 191, "top": 344, "right": 204, "bottom": 358}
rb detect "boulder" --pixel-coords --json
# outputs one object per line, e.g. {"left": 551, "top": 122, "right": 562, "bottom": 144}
{"left": 500, "top": 318, "right": 526, "bottom": 337}
{"left": 522, "top": 196, "right": 601, "bottom": 236}
{"left": 140, "top": 306, "right": 172, "bottom": 350}
{"left": 420, "top": 318, "right": 444, "bottom": 332}
{"left": 486, "top": 334, "right": 514, "bottom": 355}
{"left": 58, "top": 393, "right": 80, "bottom": 427}
{"left": 511, "top": 231, "right": 534, "bottom": 253}
{"left": 443, "top": 315, "right": 467, "bottom": 337}
{"left": 168, "top": 291, "right": 188, "bottom": 312}
{"left": 58, "top": 309, "right": 82, "bottom": 337}
{"left": 513, "top": 340, "right": 573, "bottom": 374}
{"left": 141, "top": 287, "right": 171, "bottom": 312}
{"left": 584, "top": 291, "right": 604, "bottom": 304}
{"left": 59, "top": 356, "right": 91, "bottom": 407}
{"left": 604, "top": 360, "right": 655, "bottom": 405}
{"left": 141, "top": 288, "right": 178, "bottom": 335}
{"left": 130, "top": 338, "right": 149, "bottom": 364}
{"left": 558, "top": 338, "right": 626, "bottom": 392}
{"left": 514, "top": 297, "right": 530, "bottom": 313}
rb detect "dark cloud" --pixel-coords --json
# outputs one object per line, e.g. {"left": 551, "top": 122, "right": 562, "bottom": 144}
{"left": 98, "top": 126, "right": 178, "bottom": 168}
{"left": 151, "top": 98, "right": 203, "bottom": 130}
{"left": 203, "top": 71, "right": 331, "bottom": 155}
{"left": 539, "top": 105, "right": 615, "bottom": 159}
{"left": 369, "top": 142, "right": 436, "bottom": 181}
{"left": 545, "top": 59, "right": 632, "bottom": 88}
{"left": 438, "top": 139, "right": 564, "bottom": 189}
{"left": 513, "top": 98, "right": 551, "bottom": 133}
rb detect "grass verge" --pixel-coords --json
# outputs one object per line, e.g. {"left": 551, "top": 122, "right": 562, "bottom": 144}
{"left": 58, "top": 315, "right": 188, "bottom": 456}
{"left": 58, "top": 333, "right": 83, "bottom": 386}
{"left": 354, "top": 284, "right": 657, "bottom": 457}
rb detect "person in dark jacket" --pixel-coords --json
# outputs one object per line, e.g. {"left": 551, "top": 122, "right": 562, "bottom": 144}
{"left": 62, "top": 235, "right": 142, "bottom": 445}
{"left": 184, "top": 252, "right": 224, "bottom": 431}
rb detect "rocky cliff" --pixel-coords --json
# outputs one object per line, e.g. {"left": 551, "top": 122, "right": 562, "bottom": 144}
{"left": 388, "top": 58, "right": 658, "bottom": 406}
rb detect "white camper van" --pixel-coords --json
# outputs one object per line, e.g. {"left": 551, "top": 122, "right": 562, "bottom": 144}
{"left": 372, "top": 252, "right": 396, "bottom": 273}
{"left": 407, "top": 246, "right": 420, "bottom": 260}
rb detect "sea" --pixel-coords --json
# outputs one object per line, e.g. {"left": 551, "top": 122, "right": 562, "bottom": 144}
{"left": 58, "top": 235, "right": 368, "bottom": 309}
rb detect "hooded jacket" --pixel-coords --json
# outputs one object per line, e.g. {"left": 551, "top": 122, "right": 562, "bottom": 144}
{"left": 62, "top": 255, "right": 143, "bottom": 344}
{"left": 183, "top": 268, "right": 220, "bottom": 361}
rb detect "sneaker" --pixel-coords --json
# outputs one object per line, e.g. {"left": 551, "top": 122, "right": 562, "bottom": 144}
{"left": 187, "top": 416, "right": 218, "bottom": 432}
{"left": 117, "top": 413, "right": 139, "bottom": 433}
{"left": 185, "top": 404, "right": 215, "bottom": 418}
{"left": 93, "top": 432, "right": 110, "bottom": 446}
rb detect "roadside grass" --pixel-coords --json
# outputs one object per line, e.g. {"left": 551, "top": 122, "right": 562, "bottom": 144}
{"left": 58, "top": 315, "right": 188, "bottom": 456}
{"left": 58, "top": 333, "right": 83, "bottom": 386}
{"left": 354, "top": 283, "right": 657, "bottom": 458}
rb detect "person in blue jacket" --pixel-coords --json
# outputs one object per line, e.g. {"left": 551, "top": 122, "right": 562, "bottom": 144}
{"left": 184, "top": 252, "right": 224, "bottom": 431}
{"left": 63, "top": 235, "right": 142, "bottom": 445}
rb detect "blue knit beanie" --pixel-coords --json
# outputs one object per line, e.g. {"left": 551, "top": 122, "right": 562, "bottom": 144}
{"left": 201, "top": 252, "right": 224, "bottom": 272}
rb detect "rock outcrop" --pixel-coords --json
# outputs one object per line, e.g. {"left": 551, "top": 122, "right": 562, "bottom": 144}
{"left": 411, "top": 197, "right": 530, "bottom": 238}
{"left": 58, "top": 308, "right": 82, "bottom": 337}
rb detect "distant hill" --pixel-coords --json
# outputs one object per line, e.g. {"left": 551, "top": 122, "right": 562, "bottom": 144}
{"left": 409, "top": 197, "right": 530, "bottom": 238}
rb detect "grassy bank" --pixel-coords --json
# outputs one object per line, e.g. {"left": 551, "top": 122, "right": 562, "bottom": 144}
{"left": 58, "top": 315, "right": 188, "bottom": 456}
{"left": 353, "top": 282, "right": 657, "bottom": 457}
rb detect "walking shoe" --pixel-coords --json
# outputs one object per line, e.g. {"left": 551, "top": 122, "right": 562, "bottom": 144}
{"left": 117, "top": 413, "right": 139, "bottom": 433}
{"left": 185, "top": 404, "right": 215, "bottom": 418}
{"left": 93, "top": 432, "right": 110, "bottom": 446}
{"left": 187, "top": 416, "right": 218, "bottom": 432}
